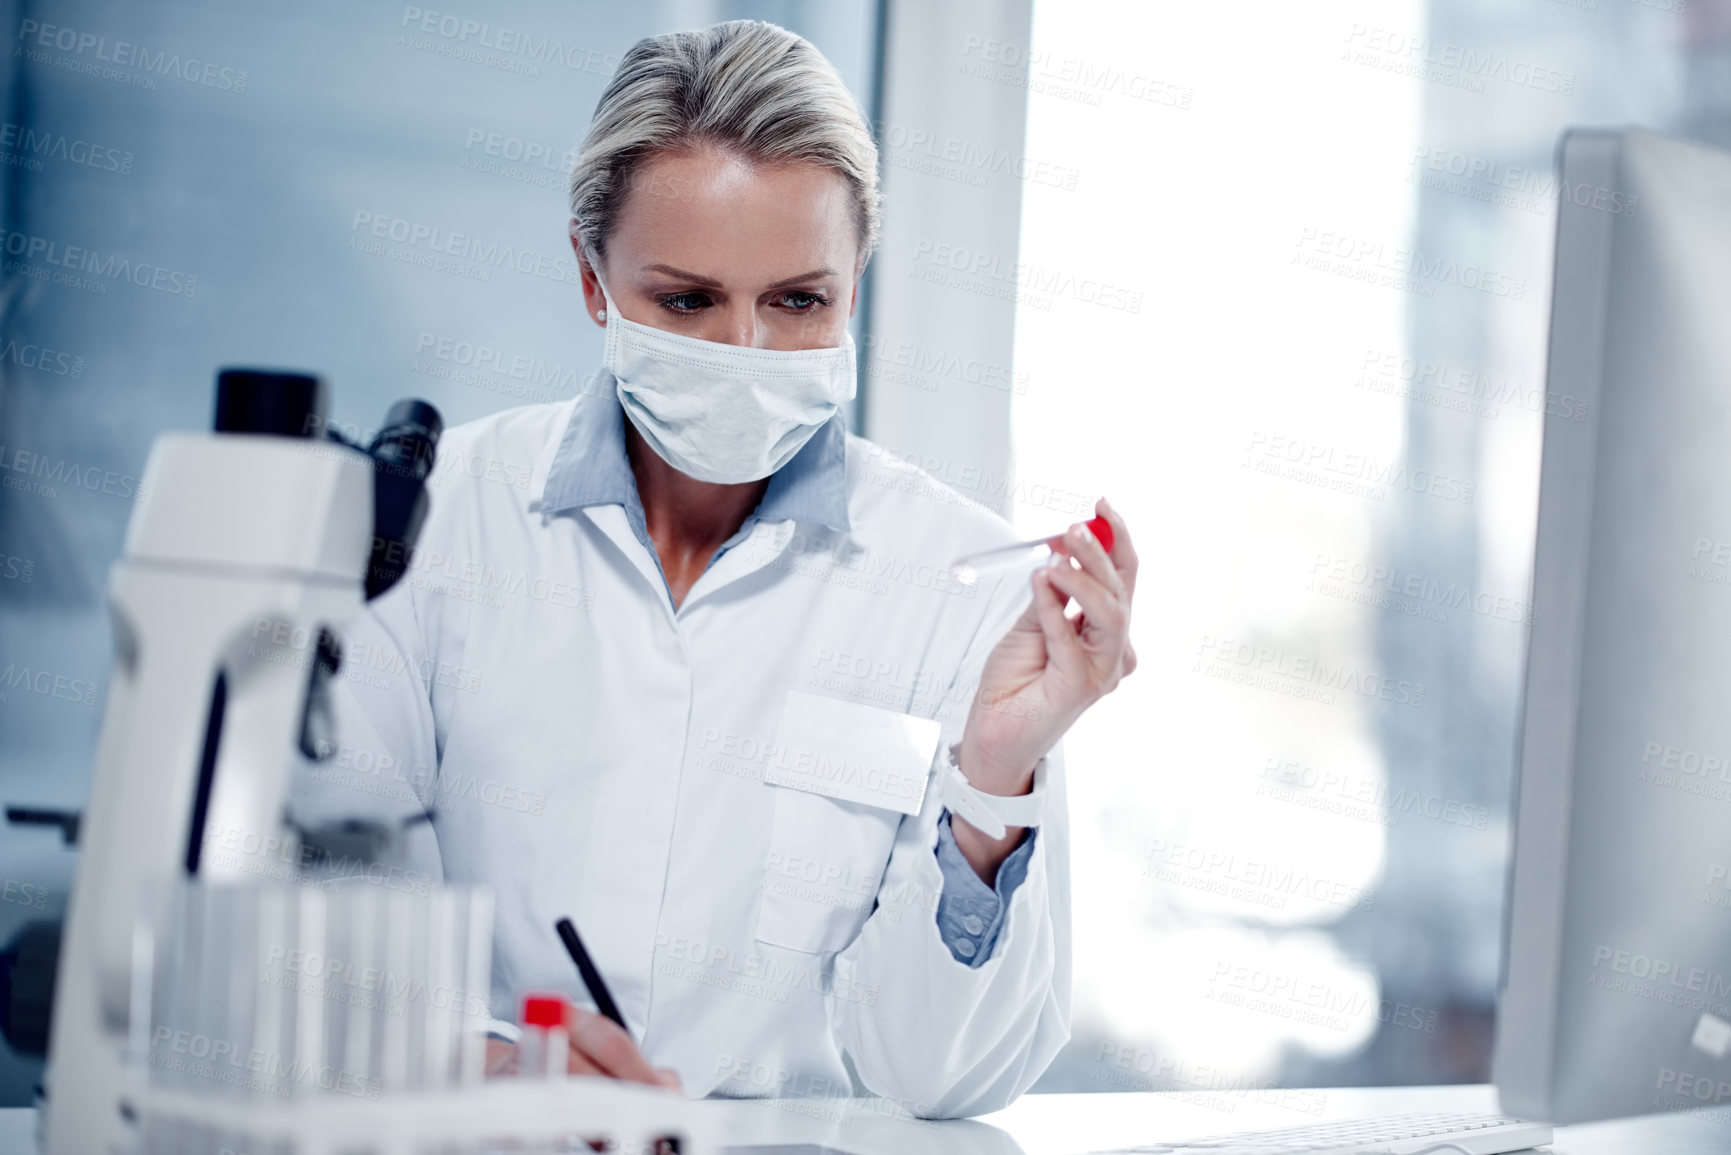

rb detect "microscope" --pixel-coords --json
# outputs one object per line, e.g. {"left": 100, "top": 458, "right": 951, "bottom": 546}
{"left": 16, "top": 369, "right": 703, "bottom": 1154}
{"left": 37, "top": 369, "right": 441, "bottom": 1153}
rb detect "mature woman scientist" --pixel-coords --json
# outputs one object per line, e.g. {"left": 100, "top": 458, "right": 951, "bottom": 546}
{"left": 297, "top": 19, "right": 1139, "bottom": 1117}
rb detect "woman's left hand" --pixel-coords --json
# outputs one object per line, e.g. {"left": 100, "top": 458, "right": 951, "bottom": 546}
{"left": 955, "top": 496, "right": 1138, "bottom": 831}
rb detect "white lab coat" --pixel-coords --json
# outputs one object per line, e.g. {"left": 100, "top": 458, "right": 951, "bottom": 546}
{"left": 290, "top": 394, "right": 1072, "bottom": 1117}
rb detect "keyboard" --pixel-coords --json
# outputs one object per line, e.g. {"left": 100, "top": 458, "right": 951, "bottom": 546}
{"left": 1094, "top": 1111, "right": 1552, "bottom": 1154}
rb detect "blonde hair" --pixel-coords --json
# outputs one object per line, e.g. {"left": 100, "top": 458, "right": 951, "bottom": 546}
{"left": 569, "top": 20, "right": 880, "bottom": 267}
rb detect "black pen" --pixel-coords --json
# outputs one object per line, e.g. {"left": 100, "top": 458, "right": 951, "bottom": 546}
{"left": 554, "top": 916, "right": 633, "bottom": 1042}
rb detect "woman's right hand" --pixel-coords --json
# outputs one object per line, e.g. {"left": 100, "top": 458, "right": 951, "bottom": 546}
{"left": 565, "top": 1007, "right": 683, "bottom": 1089}
{"left": 483, "top": 1009, "right": 683, "bottom": 1091}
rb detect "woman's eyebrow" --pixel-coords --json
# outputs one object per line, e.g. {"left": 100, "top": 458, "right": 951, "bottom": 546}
{"left": 639, "top": 264, "right": 838, "bottom": 290}
{"left": 763, "top": 268, "right": 838, "bottom": 290}
{"left": 642, "top": 263, "right": 724, "bottom": 287}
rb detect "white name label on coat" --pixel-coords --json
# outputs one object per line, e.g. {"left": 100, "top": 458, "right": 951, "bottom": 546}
{"left": 764, "top": 690, "right": 940, "bottom": 816}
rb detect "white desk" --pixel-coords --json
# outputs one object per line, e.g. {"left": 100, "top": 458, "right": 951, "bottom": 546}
{"left": 4, "top": 1086, "right": 1728, "bottom": 1154}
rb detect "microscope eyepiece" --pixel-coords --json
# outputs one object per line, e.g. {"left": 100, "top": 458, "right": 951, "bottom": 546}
{"left": 213, "top": 369, "right": 328, "bottom": 438}
{"left": 368, "top": 399, "right": 443, "bottom": 483}
{"left": 211, "top": 367, "right": 442, "bottom": 601}
{"left": 363, "top": 400, "right": 442, "bottom": 601}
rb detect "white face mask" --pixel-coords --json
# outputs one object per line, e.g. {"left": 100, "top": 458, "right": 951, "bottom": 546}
{"left": 594, "top": 274, "right": 857, "bottom": 485}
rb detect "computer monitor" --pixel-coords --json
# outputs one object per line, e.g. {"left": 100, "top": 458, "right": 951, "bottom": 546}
{"left": 1495, "top": 127, "right": 1731, "bottom": 1124}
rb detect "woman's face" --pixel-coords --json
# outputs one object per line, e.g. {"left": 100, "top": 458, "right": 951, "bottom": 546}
{"left": 572, "top": 144, "right": 861, "bottom": 351}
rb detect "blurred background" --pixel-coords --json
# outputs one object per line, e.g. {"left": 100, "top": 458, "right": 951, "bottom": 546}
{"left": 0, "top": 0, "right": 1726, "bottom": 1111}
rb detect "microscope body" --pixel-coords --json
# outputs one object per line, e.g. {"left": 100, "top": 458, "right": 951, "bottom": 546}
{"left": 39, "top": 373, "right": 436, "bottom": 1154}
{"left": 26, "top": 370, "right": 702, "bottom": 1155}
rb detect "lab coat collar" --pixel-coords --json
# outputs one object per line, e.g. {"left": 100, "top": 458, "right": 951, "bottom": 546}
{"left": 537, "top": 375, "right": 852, "bottom": 536}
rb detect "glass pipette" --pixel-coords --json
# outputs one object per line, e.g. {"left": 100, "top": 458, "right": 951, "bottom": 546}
{"left": 949, "top": 515, "right": 1115, "bottom": 587}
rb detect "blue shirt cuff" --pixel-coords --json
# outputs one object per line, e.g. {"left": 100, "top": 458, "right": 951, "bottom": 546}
{"left": 931, "top": 809, "right": 1037, "bottom": 968}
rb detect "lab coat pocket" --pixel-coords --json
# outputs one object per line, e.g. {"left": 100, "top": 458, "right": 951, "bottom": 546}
{"left": 755, "top": 784, "right": 901, "bottom": 955}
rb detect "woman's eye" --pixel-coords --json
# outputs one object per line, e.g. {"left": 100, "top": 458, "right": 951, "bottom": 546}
{"left": 778, "top": 291, "right": 830, "bottom": 312}
{"left": 656, "top": 292, "right": 712, "bottom": 314}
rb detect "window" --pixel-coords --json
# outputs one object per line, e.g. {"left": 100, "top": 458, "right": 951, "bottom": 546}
{"left": 1012, "top": 0, "right": 1720, "bottom": 1093}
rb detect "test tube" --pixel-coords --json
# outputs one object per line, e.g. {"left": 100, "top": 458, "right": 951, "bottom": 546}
{"left": 338, "top": 885, "right": 380, "bottom": 1095}
{"left": 288, "top": 885, "right": 327, "bottom": 1100}
{"left": 380, "top": 885, "right": 413, "bottom": 1091}
{"left": 948, "top": 514, "right": 1115, "bottom": 586}
{"left": 517, "top": 993, "right": 570, "bottom": 1078}
{"left": 457, "top": 889, "right": 495, "bottom": 1086}
{"left": 423, "top": 888, "right": 461, "bottom": 1086}
{"left": 253, "top": 883, "right": 291, "bottom": 1100}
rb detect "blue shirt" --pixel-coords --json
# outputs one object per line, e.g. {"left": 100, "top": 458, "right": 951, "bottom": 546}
{"left": 540, "top": 385, "right": 1036, "bottom": 967}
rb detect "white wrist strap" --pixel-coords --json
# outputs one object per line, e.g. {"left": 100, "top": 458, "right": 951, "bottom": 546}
{"left": 938, "top": 742, "right": 1047, "bottom": 840}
